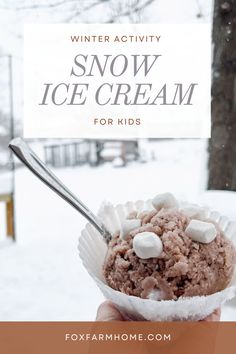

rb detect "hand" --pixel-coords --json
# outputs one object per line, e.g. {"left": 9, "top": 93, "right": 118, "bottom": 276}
{"left": 96, "top": 300, "right": 125, "bottom": 321}
{"left": 201, "top": 308, "right": 221, "bottom": 321}
{"left": 96, "top": 301, "right": 221, "bottom": 321}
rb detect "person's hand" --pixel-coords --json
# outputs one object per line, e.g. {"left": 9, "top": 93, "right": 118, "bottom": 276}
{"left": 96, "top": 301, "right": 221, "bottom": 321}
{"left": 201, "top": 308, "right": 221, "bottom": 321}
{"left": 96, "top": 300, "right": 125, "bottom": 321}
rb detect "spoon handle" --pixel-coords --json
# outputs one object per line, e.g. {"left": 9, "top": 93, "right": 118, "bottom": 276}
{"left": 9, "top": 138, "right": 111, "bottom": 243}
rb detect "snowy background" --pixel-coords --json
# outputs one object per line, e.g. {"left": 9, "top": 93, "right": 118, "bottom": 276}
{"left": 0, "top": 0, "right": 236, "bottom": 321}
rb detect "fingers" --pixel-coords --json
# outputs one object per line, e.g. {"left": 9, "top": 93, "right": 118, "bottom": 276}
{"left": 96, "top": 302, "right": 221, "bottom": 322}
{"left": 96, "top": 300, "right": 124, "bottom": 321}
{"left": 201, "top": 308, "right": 221, "bottom": 322}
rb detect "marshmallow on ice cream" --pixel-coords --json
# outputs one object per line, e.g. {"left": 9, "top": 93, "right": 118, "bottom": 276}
{"left": 103, "top": 193, "right": 236, "bottom": 300}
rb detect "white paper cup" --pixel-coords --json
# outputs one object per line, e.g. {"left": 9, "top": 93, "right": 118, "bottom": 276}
{"left": 78, "top": 200, "right": 236, "bottom": 321}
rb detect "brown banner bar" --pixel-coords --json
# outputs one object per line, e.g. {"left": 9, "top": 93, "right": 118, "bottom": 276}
{"left": 0, "top": 322, "right": 235, "bottom": 354}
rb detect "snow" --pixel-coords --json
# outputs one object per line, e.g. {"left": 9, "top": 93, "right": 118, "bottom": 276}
{"left": 0, "top": 172, "right": 13, "bottom": 195}
{"left": 0, "top": 125, "right": 7, "bottom": 135}
{"left": 0, "top": 139, "right": 236, "bottom": 321}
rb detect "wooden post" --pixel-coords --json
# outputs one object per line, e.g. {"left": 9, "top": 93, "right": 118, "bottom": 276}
{"left": 6, "top": 196, "right": 15, "bottom": 239}
{"left": 0, "top": 193, "right": 15, "bottom": 241}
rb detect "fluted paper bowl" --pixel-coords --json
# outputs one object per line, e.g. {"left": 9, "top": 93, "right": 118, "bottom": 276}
{"left": 78, "top": 200, "right": 236, "bottom": 321}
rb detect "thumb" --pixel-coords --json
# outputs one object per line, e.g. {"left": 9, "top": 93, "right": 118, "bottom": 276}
{"left": 96, "top": 301, "right": 124, "bottom": 321}
{"left": 201, "top": 308, "right": 221, "bottom": 322}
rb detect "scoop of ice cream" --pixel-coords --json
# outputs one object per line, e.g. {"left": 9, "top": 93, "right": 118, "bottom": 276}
{"left": 103, "top": 207, "right": 236, "bottom": 300}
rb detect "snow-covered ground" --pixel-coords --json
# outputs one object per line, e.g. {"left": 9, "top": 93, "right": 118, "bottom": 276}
{"left": 0, "top": 139, "right": 236, "bottom": 321}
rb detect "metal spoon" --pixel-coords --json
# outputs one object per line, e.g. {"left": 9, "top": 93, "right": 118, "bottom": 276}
{"left": 8, "top": 137, "right": 112, "bottom": 243}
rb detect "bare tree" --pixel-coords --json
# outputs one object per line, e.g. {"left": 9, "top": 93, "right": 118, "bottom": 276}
{"left": 0, "top": 0, "right": 155, "bottom": 23}
{"left": 108, "top": 0, "right": 154, "bottom": 23}
{"left": 208, "top": 0, "right": 236, "bottom": 190}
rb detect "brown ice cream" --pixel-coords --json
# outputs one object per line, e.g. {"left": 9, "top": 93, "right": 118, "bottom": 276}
{"left": 103, "top": 208, "right": 236, "bottom": 300}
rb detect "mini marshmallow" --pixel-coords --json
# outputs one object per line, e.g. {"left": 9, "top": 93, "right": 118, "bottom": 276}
{"left": 152, "top": 192, "right": 178, "bottom": 211}
{"left": 185, "top": 219, "right": 217, "bottom": 244}
{"left": 180, "top": 204, "right": 206, "bottom": 220}
{"left": 133, "top": 232, "right": 163, "bottom": 259}
{"left": 120, "top": 219, "right": 141, "bottom": 240}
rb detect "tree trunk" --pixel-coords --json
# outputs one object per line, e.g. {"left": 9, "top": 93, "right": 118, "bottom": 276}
{"left": 208, "top": 0, "right": 236, "bottom": 190}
